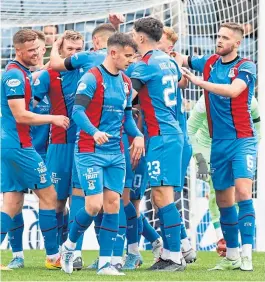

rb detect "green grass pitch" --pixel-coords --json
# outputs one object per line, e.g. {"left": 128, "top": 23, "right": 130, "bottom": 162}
{"left": 1, "top": 250, "right": 265, "bottom": 281}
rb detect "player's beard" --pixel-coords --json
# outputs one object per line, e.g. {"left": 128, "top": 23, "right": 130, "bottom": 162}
{"left": 216, "top": 45, "right": 234, "bottom": 56}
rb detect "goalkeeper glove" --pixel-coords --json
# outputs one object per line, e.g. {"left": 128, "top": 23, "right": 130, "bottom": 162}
{"left": 194, "top": 153, "right": 210, "bottom": 181}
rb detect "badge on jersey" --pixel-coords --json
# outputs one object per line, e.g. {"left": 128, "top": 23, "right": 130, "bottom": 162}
{"left": 228, "top": 68, "right": 236, "bottom": 78}
{"left": 124, "top": 82, "right": 130, "bottom": 95}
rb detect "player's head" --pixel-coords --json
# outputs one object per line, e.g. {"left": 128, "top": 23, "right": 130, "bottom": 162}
{"left": 13, "top": 29, "right": 39, "bottom": 67}
{"left": 60, "top": 30, "right": 84, "bottom": 58}
{"left": 107, "top": 32, "right": 137, "bottom": 71}
{"left": 92, "top": 23, "right": 116, "bottom": 51}
{"left": 216, "top": 22, "right": 244, "bottom": 56}
{"left": 33, "top": 30, "right": 46, "bottom": 65}
{"left": 43, "top": 25, "right": 59, "bottom": 46}
{"left": 132, "top": 17, "right": 163, "bottom": 52}
{"left": 157, "top": 26, "right": 178, "bottom": 54}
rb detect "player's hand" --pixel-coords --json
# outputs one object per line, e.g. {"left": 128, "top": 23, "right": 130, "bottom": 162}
{"left": 170, "top": 51, "right": 184, "bottom": 67}
{"left": 132, "top": 107, "right": 140, "bottom": 119}
{"left": 93, "top": 131, "right": 112, "bottom": 145}
{"left": 181, "top": 67, "right": 202, "bottom": 86}
{"left": 52, "top": 115, "right": 70, "bottom": 130}
{"left": 194, "top": 153, "right": 210, "bottom": 181}
{"left": 129, "top": 136, "right": 145, "bottom": 170}
{"left": 109, "top": 13, "right": 125, "bottom": 29}
{"left": 53, "top": 36, "right": 64, "bottom": 49}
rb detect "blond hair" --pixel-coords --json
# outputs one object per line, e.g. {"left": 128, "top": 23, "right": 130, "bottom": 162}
{"left": 163, "top": 26, "right": 178, "bottom": 45}
{"left": 220, "top": 22, "right": 244, "bottom": 37}
{"left": 63, "top": 30, "right": 84, "bottom": 42}
{"left": 13, "top": 29, "right": 38, "bottom": 46}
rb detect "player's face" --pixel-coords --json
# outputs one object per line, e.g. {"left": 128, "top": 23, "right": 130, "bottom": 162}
{"left": 16, "top": 39, "right": 40, "bottom": 67}
{"left": 43, "top": 26, "right": 57, "bottom": 46}
{"left": 216, "top": 27, "right": 241, "bottom": 56}
{"left": 113, "top": 46, "right": 135, "bottom": 71}
{"left": 157, "top": 33, "right": 173, "bottom": 54}
{"left": 60, "top": 39, "right": 83, "bottom": 58}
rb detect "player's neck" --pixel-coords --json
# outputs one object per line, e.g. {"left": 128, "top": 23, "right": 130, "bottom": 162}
{"left": 14, "top": 56, "right": 30, "bottom": 69}
{"left": 139, "top": 43, "right": 157, "bottom": 57}
{"left": 221, "top": 51, "right": 238, "bottom": 64}
{"left": 102, "top": 58, "right": 119, "bottom": 75}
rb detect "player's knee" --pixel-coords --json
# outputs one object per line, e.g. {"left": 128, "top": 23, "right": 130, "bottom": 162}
{"left": 104, "top": 196, "right": 120, "bottom": 214}
{"left": 3, "top": 193, "right": 23, "bottom": 217}
{"left": 122, "top": 188, "right": 130, "bottom": 206}
{"left": 85, "top": 197, "right": 103, "bottom": 216}
{"left": 37, "top": 185, "right": 57, "bottom": 209}
{"left": 56, "top": 199, "right": 67, "bottom": 212}
{"left": 235, "top": 187, "right": 252, "bottom": 202}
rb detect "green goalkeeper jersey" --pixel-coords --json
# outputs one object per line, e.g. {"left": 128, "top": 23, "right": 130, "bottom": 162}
{"left": 188, "top": 95, "right": 261, "bottom": 154}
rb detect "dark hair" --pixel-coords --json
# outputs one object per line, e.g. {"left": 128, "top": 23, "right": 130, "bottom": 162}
{"left": 133, "top": 17, "right": 163, "bottom": 42}
{"left": 107, "top": 32, "right": 138, "bottom": 52}
{"left": 92, "top": 23, "right": 116, "bottom": 38}
{"left": 13, "top": 29, "right": 38, "bottom": 45}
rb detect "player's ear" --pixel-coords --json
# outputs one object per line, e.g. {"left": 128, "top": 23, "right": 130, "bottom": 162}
{"left": 110, "top": 49, "right": 116, "bottom": 57}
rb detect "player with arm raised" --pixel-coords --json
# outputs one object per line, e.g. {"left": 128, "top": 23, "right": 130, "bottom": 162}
{"left": 130, "top": 17, "right": 188, "bottom": 272}
{"left": 188, "top": 94, "right": 261, "bottom": 258}
{"left": 157, "top": 26, "right": 197, "bottom": 264}
{"left": 181, "top": 22, "right": 257, "bottom": 271}
{"left": 33, "top": 30, "right": 89, "bottom": 270}
{"left": 60, "top": 32, "right": 144, "bottom": 276}
{"left": 0, "top": 29, "right": 69, "bottom": 271}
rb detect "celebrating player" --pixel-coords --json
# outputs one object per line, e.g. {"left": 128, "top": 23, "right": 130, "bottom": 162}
{"left": 0, "top": 29, "right": 69, "bottom": 270}
{"left": 130, "top": 17, "right": 188, "bottom": 272}
{"left": 60, "top": 32, "right": 145, "bottom": 276}
{"left": 181, "top": 22, "right": 257, "bottom": 271}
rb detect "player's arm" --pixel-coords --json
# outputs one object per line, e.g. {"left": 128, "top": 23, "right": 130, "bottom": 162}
{"left": 72, "top": 73, "right": 111, "bottom": 145}
{"left": 187, "top": 95, "right": 209, "bottom": 180}
{"left": 124, "top": 85, "right": 145, "bottom": 168}
{"left": 50, "top": 38, "right": 88, "bottom": 71}
{"left": 251, "top": 96, "right": 261, "bottom": 141}
{"left": 182, "top": 67, "right": 254, "bottom": 98}
{"left": 187, "top": 95, "right": 207, "bottom": 145}
{"left": 108, "top": 13, "right": 125, "bottom": 31}
{"left": 33, "top": 70, "right": 50, "bottom": 107}
{"left": 4, "top": 68, "right": 68, "bottom": 128}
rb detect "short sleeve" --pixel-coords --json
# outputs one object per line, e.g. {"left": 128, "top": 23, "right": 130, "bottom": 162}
{"left": 2, "top": 68, "right": 25, "bottom": 99}
{"left": 76, "top": 72, "right": 97, "bottom": 99}
{"left": 65, "top": 51, "right": 93, "bottom": 70}
{"left": 130, "top": 61, "right": 154, "bottom": 83}
{"left": 188, "top": 55, "right": 210, "bottom": 73}
{"left": 33, "top": 70, "right": 50, "bottom": 101}
{"left": 238, "top": 61, "right": 257, "bottom": 80}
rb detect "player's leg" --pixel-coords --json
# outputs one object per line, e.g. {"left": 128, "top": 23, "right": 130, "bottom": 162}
{"left": 69, "top": 160, "right": 85, "bottom": 270}
{"left": 176, "top": 142, "right": 196, "bottom": 263}
{"left": 112, "top": 198, "right": 126, "bottom": 270}
{"left": 46, "top": 144, "right": 74, "bottom": 248}
{"left": 61, "top": 153, "right": 104, "bottom": 274}
{"left": 148, "top": 135, "right": 186, "bottom": 272}
{"left": 7, "top": 196, "right": 25, "bottom": 269}
{"left": 209, "top": 140, "right": 241, "bottom": 271}
{"left": 97, "top": 154, "right": 126, "bottom": 276}
{"left": 233, "top": 138, "right": 257, "bottom": 271}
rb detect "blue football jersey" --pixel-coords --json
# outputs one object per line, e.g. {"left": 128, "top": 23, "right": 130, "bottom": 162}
{"left": 67, "top": 49, "right": 107, "bottom": 71}
{"left": 75, "top": 65, "right": 132, "bottom": 154}
{"left": 190, "top": 55, "right": 257, "bottom": 139}
{"left": 130, "top": 50, "right": 182, "bottom": 137}
{"left": 32, "top": 95, "right": 50, "bottom": 156}
{"left": 1, "top": 61, "right": 34, "bottom": 148}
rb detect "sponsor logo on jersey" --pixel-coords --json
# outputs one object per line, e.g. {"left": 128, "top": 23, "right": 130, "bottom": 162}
{"left": 77, "top": 82, "right": 87, "bottom": 91}
{"left": 34, "top": 78, "right": 40, "bottom": 86}
{"left": 6, "top": 79, "right": 21, "bottom": 87}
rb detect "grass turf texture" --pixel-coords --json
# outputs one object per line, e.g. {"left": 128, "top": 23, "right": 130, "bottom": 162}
{"left": 1, "top": 250, "right": 265, "bottom": 281}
